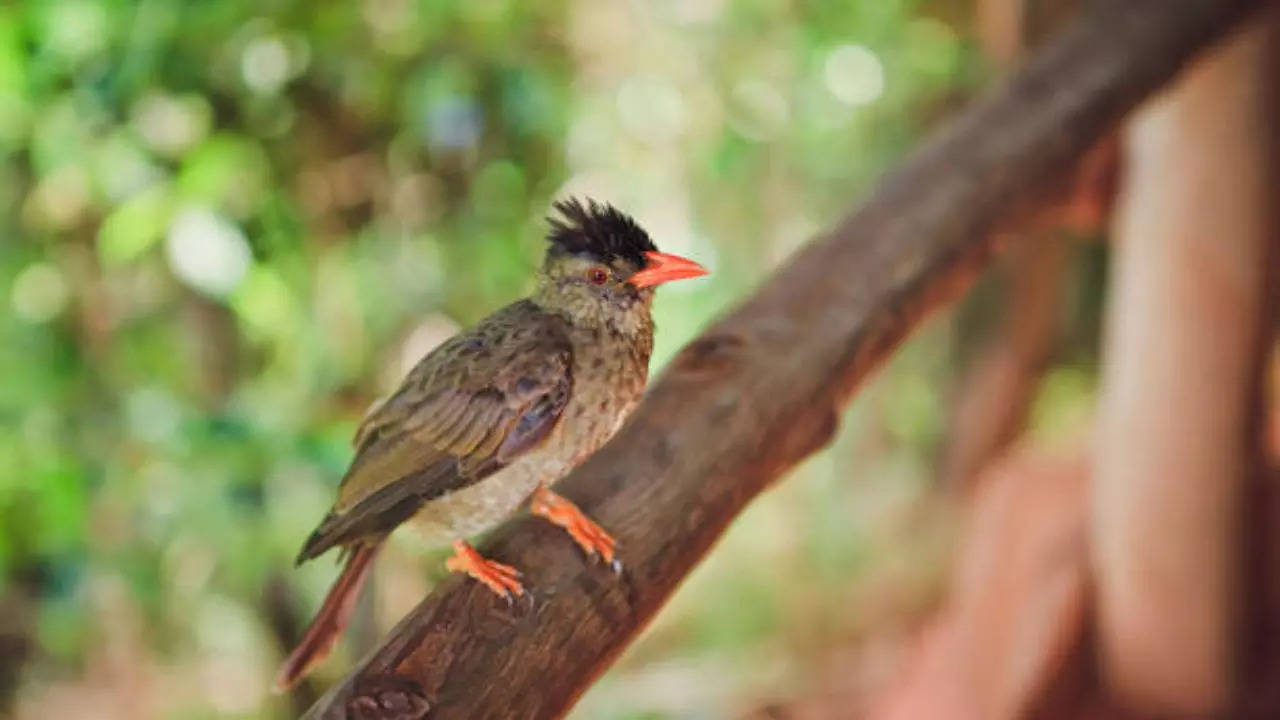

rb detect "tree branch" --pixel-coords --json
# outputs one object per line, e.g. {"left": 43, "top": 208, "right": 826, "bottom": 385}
{"left": 302, "top": 2, "right": 1266, "bottom": 717}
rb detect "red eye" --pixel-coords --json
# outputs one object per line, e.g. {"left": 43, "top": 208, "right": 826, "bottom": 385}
{"left": 587, "top": 267, "right": 609, "bottom": 285}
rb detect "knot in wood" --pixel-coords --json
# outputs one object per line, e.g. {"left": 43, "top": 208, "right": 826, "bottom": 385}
{"left": 346, "top": 675, "right": 431, "bottom": 720}
{"left": 673, "top": 333, "right": 745, "bottom": 375}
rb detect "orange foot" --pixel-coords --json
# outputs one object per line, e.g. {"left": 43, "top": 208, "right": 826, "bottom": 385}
{"left": 445, "top": 540, "right": 524, "bottom": 599}
{"left": 530, "top": 487, "right": 619, "bottom": 570}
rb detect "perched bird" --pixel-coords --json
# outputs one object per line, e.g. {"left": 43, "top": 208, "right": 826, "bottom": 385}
{"left": 275, "top": 198, "right": 708, "bottom": 690}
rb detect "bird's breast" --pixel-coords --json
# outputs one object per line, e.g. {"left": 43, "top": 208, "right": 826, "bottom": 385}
{"left": 552, "top": 329, "right": 649, "bottom": 462}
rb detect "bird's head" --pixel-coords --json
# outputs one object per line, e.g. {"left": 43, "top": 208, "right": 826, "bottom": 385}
{"left": 534, "top": 198, "right": 708, "bottom": 331}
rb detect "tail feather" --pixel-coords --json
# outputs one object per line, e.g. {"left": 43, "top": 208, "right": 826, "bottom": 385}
{"left": 295, "top": 513, "right": 341, "bottom": 566}
{"left": 274, "top": 542, "right": 382, "bottom": 692}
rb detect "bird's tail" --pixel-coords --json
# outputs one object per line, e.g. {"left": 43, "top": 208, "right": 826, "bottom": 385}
{"left": 273, "top": 542, "right": 381, "bottom": 692}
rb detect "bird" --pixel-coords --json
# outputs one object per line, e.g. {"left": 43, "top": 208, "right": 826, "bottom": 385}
{"left": 274, "top": 197, "right": 708, "bottom": 690}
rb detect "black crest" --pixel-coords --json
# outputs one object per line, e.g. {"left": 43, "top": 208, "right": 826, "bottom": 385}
{"left": 546, "top": 197, "right": 656, "bottom": 267}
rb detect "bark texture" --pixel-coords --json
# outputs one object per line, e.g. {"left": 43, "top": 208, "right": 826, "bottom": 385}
{"left": 302, "top": 1, "right": 1267, "bottom": 717}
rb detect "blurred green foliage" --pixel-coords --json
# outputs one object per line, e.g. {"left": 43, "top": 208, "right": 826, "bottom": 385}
{"left": 0, "top": 0, "right": 1015, "bottom": 717}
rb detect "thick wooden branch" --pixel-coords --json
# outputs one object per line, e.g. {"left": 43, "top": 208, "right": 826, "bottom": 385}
{"left": 302, "top": 2, "right": 1266, "bottom": 717}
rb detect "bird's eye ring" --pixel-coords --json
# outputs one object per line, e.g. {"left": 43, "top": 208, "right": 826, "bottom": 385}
{"left": 587, "top": 267, "right": 609, "bottom": 285}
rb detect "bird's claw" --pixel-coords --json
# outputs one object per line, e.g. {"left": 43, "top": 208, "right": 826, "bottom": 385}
{"left": 531, "top": 488, "right": 619, "bottom": 565}
{"left": 446, "top": 539, "right": 525, "bottom": 599}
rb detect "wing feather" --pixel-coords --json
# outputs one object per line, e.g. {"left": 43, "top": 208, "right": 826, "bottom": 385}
{"left": 295, "top": 300, "right": 573, "bottom": 563}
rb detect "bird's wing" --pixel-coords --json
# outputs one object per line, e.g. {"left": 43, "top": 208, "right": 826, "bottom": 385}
{"left": 295, "top": 300, "right": 572, "bottom": 562}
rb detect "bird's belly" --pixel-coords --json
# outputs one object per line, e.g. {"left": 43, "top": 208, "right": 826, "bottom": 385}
{"left": 408, "top": 453, "right": 566, "bottom": 545}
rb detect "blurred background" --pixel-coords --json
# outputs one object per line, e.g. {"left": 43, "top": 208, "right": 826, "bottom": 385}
{"left": 0, "top": 0, "right": 1123, "bottom": 717}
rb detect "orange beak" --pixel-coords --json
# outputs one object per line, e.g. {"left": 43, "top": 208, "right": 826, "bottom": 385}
{"left": 628, "top": 250, "right": 709, "bottom": 289}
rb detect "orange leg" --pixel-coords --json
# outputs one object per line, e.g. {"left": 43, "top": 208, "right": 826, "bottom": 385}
{"left": 445, "top": 539, "right": 524, "bottom": 599}
{"left": 530, "top": 487, "right": 619, "bottom": 569}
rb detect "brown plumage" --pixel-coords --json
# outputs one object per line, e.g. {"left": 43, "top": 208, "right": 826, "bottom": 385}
{"left": 275, "top": 198, "right": 708, "bottom": 690}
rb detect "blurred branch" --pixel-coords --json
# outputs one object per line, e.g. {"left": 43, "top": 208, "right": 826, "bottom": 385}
{"left": 944, "top": 133, "right": 1119, "bottom": 488}
{"left": 870, "top": 445, "right": 1093, "bottom": 720}
{"left": 263, "top": 574, "right": 322, "bottom": 716}
{"left": 942, "top": 2, "right": 1112, "bottom": 490}
{"left": 1092, "top": 10, "right": 1278, "bottom": 713}
{"left": 0, "top": 591, "right": 33, "bottom": 715}
{"left": 302, "top": 1, "right": 1267, "bottom": 717}
{"left": 944, "top": 236, "right": 1069, "bottom": 487}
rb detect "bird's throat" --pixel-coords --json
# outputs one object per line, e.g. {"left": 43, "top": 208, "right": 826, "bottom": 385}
{"left": 530, "top": 286, "right": 655, "bottom": 343}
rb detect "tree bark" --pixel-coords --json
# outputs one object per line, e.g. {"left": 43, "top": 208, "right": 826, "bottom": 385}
{"left": 301, "top": 1, "right": 1268, "bottom": 717}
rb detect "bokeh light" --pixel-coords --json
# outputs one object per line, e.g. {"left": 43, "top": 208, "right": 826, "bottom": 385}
{"left": 824, "top": 43, "right": 886, "bottom": 107}
{"left": 11, "top": 262, "right": 69, "bottom": 323}
{"left": 165, "top": 207, "right": 253, "bottom": 298}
